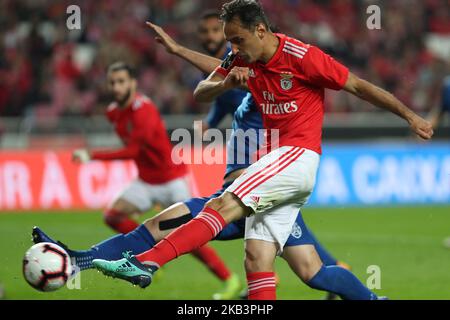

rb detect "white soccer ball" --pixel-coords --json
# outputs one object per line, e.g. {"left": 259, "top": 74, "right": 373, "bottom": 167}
{"left": 23, "top": 242, "right": 73, "bottom": 292}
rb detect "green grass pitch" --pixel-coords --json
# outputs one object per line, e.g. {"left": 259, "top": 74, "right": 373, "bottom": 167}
{"left": 0, "top": 206, "right": 449, "bottom": 300}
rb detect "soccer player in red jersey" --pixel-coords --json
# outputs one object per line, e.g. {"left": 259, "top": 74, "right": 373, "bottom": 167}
{"left": 93, "top": 1, "right": 433, "bottom": 299}
{"left": 73, "top": 62, "right": 190, "bottom": 233}
{"left": 73, "top": 62, "right": 236, "bottom": 290}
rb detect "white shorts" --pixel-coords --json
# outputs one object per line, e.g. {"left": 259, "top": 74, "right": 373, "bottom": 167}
{"left": 226, "top": 146, "right": 320, "bottom": 252}
{"left": 113, "top": 176, "right": 192, "bottom": 212}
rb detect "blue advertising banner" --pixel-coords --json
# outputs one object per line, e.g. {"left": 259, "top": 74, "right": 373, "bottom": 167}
{"left": 308, "top": 142, "right": 450, "bottom": 206}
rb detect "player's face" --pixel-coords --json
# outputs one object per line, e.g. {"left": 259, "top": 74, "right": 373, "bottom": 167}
{"left": 198, "top": 17, "right": 226, "bottom": 56}
{"left": 224, "top": 18, "right": 265, "bottom": 63}
{"left": 107, "top": 70, "right": 136, "bottom": 105}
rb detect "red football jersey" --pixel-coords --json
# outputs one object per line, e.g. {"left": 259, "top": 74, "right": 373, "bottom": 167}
{"left": 215, "top": 33, "right": 349, "bottom": 154}
{"left": 91, "top": 93, "right": 187, "bottom": 184}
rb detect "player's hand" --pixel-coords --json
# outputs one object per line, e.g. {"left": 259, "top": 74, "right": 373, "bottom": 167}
{"left": 222, "top": 67, "right": 250, "bottom": 89}
{"left": 72, "top": 149, "right": 91, "bottom": 164}
{"left": 146, "top": 21, "right": 180, "bottom": 55}
{"left": 408, "top": 115, "right": 434, "bottom": 140}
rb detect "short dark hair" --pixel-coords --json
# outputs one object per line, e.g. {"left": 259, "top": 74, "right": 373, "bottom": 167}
{"left": 107, "top": 61, "right": 136, "bottom": 79}
{"left": 220, "top": 0, "right": 270, "bottom": 30}
{"left": 200, "top": 10, "right": 221, "bottom": 21}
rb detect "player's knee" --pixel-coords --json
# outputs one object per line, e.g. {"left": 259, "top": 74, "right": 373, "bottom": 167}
{"left": 299, "top": 267, "right": 318, "bottom": 283}
{"left": 298, "top": 256, "right": 322, "bottom": 283}
{"left": 244, "top": 247, "right": 273, "bottom": 273}
{"left": 204, "top": 197, "right": 231, "bottom": 222}
{"left": 205, "top": 196, "right": 226, "bottom": 212}
{"left": 111, "top": 198, "right": 141, "bottom": 215}
{"left": 205, "top": 192, "right": 247, "bottom": 223}
{"left": 111, "top": 199, "right": 127, "bottom": 213}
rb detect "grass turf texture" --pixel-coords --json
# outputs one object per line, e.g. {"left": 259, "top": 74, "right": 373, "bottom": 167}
{"left": 0, "top": 206, "right": 449, "bottom": 300}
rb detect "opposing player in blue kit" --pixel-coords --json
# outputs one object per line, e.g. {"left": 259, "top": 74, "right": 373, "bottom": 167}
{"left": 32, "top": 13, "right": 377, "bottom": 300}
{"left": 428, "top": 75, "right": 450, "bottom": 249}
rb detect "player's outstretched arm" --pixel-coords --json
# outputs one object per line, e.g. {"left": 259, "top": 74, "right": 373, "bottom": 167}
{"left": 194, "top": 67, "right": 249, "bottom": 102}
{"left": 89, "top": 146, "right": 140, "bottom": 161}
{"left": 146, "top": 21, "right": 222, "bottom": 74}
{"left": 343, "top": 72, "right": 434, "bottom": 140}
{"left": 72, "top": 144, "right": 140, "bottom": 163}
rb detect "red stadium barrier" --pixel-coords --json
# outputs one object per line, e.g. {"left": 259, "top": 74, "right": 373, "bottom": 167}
{"left": 0, "top": 150, "right": 226, "bottom": 211}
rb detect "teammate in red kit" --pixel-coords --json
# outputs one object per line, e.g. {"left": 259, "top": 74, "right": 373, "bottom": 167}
{"left": 73, "top": 62, "right": 190, "bottom": 233}
{"left": 93, "top": 1, "right": 433, "bottom": 300}
{"left": 73, "top": 62, "right": 237, "bottom": 290}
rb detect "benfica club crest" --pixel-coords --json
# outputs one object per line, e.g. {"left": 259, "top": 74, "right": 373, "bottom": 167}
{"left": 280, "top": 72, "right": 294, "bottom": 90}
{"left": 291, "top": 222, "right": 302, "bottom": 239}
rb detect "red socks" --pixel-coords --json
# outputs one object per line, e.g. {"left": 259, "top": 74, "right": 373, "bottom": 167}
{"left": 247, "top": 272, "right": 277, "bottom": 300}
{"left": 136, "top": 207, "right": 226, "bottom": 268}
{"left": 103, "top": 209, "right": 139, "bottom": 234}
{"left": 192, "top": 245, "right": 231, "bottom": 281}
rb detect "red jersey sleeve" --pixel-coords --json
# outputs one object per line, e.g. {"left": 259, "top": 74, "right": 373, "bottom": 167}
{"left": 105, "top": 103, "right": 118, "bottom": 122}
{"left": 91, "top": 101, "right": 159, "bottom": 161}
{"left": 90, "top": 145, "right": 139, "bottom": 160}
{"left": 299, "top": 46, "right": 349, "bottom": 90}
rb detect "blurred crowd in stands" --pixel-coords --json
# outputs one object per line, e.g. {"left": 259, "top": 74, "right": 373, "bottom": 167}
{"left": 1, "top": 0, "right": 449, "bottom": 119}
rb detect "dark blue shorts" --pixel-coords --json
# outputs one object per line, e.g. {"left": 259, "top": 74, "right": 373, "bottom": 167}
{"left": 184, "top": 182, "right": 314, "bottom": 247}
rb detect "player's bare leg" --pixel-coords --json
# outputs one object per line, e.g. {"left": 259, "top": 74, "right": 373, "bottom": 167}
{"left": 206, "top": 192, "right": 251, "bottom": 223}
{"left": 282, "top": 245, "right": 324, "bottom": 282}
{"left": 132, "top": 191, "right": 249, "bottom": 266}
{"left": 93, "top": 192, "right": 250, "bottom": 288}
{"left": 143, "top": 203, "right": 191, "bottom": 241}
{"left": 33, "top": 197, "right": 242, "bottom": 298}
{"left": 144, "top": 203, "right": 242, "bottom": 299}
{"left": 104, "top": 198, "right": 141, "bottom": 234}
{"left": 244, "top": 239, "right": 278, "bottom": 300}
{"left": 282, "top": 245, "right": 379, "bottom": 300}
